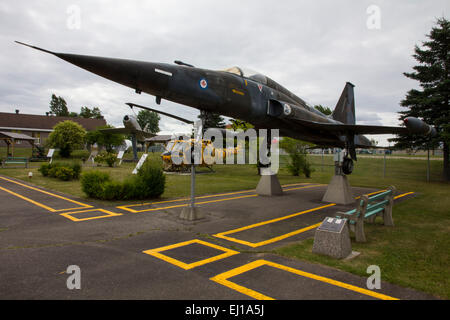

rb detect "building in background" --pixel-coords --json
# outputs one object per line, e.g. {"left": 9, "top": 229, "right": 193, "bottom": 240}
{"left": 0, "top": 111, "right": 106, "bottom": 148}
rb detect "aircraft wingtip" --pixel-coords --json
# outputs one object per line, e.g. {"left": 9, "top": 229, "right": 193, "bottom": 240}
{"left": 15, "top": 41, "right": 55, "bottom": 55}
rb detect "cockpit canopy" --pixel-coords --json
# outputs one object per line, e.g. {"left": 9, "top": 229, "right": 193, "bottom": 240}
{"left": 222, "top": 66, "right": 268, "bottom": 85}
{"left": 221, "top": 66, "right": 328, "bottom": 117}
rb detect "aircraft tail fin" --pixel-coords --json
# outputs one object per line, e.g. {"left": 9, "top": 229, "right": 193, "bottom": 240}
{"left": 332, "top": 82, "right": 355, "bottom": 125}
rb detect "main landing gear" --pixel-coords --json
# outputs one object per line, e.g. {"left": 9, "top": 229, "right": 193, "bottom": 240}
{"left": 342, "top": 157, "right": 354, "bottom": 175}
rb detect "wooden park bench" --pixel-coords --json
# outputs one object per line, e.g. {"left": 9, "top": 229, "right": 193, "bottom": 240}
{"left": 2, "top": 156, "right": 29, "bottom": 168}
{"left": 336, "top": 186, "right": 396, "bottom": 243}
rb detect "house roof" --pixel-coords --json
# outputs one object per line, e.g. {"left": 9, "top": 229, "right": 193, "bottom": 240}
{"left": 146, "top": 135, "right": 173, "bottom": 142}
{"left": 0, "top": 131, "right": 37, "bottom": 141}
{"left": 0, "top": 112, "right": 107, "bottom": 131}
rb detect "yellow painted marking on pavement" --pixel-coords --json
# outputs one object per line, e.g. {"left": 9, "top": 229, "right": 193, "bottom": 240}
{"left": 0, "top": 176, "right": 92, "bottom": 211}
{"left": 283, "top": 184, "right": 326, "bottom": 191}
{"left": 214, "top": 204, "right": 335, "bottom": 247}
{"left": 59, "top": 208, "right": 122, "bottom": 222}
{"left": 213, "top": 189, "right": 411, "bottom": 247}
{"left": 118, "top": 184, "right": 322, "bottom": 213}
{"left": 0, "top": 185, "right": 57, "bottom": 212}
{"left": 211, "top": 260, "right": 398, "bottom": 300}
{"left": 117, "top": 182, "right": 311, "bottom": 212}
{"left": 143, "top": 239, "right": 240, "bottom": 270}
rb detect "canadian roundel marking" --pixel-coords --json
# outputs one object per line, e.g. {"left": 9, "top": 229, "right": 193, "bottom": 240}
{"left": 199, "top": 79, "right": 208, "bottom": 89}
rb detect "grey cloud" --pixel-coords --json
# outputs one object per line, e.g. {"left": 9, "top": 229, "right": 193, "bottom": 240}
{"left": 0, "top": 0, "right": 448, "bottom": 132}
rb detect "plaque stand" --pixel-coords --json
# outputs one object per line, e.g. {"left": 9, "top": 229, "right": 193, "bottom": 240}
{"left": 312, "top": 217, "right": 358, "bottom": 260}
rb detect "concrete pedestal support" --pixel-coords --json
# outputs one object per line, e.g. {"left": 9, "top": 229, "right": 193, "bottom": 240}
{"left": 179, "top": 206, "right": 205, "bottom": 221}
{"left": 256, "top": 168, "right": 283, "bottom": 196}
{"left": 322, "top": 174, "right": 355, "bottom": 205}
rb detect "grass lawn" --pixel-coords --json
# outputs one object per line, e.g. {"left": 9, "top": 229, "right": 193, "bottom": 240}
{"left": 0, "top": 150, "right": 449, "bottom": 298}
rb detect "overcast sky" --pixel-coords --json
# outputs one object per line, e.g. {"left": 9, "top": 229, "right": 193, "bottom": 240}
{"left": 0, "top": 0, "right": 448, "bottom": 146}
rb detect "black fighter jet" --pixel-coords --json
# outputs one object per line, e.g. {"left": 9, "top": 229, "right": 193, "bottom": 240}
{"left": 16, "top": 41, "right": 436, "bottom": 174}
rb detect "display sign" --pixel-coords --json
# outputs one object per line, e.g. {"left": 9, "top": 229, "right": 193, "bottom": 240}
{"left": 47, "top": 148, "right": 55, "bottom": 158}
{"left": 132, "top": 153, "right": 148, "bottom": 174}
{"left": 117, "top": 150, "right": 125, "bottom": 166}
{"left": 47, "top": 148, "right": 55, "bottom": 163}
{"left": 317, "top": 217, "right": 347, "bottom": 233}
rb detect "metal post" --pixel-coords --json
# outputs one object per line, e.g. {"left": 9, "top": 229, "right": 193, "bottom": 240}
{"left": 321, "top": 149, "right": 324, "bottom": 172}
{"left": 383, "top": 150, "right": 386, "bottom": 178}
{"left": 190, "top": 163, "right": 196, "bottom": 208}
{"left": 131, "top": 134, "right": 138, "bottom": 162}
{"left": 427, "top": 146, "right": 430, "bottom": 182}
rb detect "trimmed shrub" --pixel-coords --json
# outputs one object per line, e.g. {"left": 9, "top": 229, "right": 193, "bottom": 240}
{"left": 39, "top": 163, "right": 55, "bottom": 176}
{"left": 133, "top": 161, "right": 166, "bottom": 199}
{"left": 80, "top": 162, "right": 165, "bottom": 200}
{"left": 51, "top": 167, "right": 75, "bottom": 181}
{"left": 71, "top": 163, "right": 82, "bottom": 179}
{"left": 39, "top": 162, "right": 81, "bottom": 181}
{"left": 80, "top": 170, "right": 110, "bottom": 198}
{"left": 101, "top": 180, "right": 124, "bottom": 200}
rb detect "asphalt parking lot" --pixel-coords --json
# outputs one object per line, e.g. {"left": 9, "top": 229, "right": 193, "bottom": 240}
{"left": 0, "top": 175, "right": 436, "bottom": 300}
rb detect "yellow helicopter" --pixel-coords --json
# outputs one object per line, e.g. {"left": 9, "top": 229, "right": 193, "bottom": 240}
{"left": 124, "top": 103, "right": 240, "bottom": 172}
{"left": 161, "top": 138, "right": 238, "bottom": 172}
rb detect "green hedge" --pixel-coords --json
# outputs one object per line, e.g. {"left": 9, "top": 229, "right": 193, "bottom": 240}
{"left": 39, "top": 162, "right": 82, "bottom": 181}
{"left": 80, "top": 162, "right": 165, "bottom": 200}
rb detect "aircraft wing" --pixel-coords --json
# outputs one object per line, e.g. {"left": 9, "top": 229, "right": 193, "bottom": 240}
{"left": 99, "top": 127, "right": 132, "bottom": 135}
{"left": 99, "top": 127, "right": 155, "bottom": 138}
{"left": 288, "top": 117, "right": 435, "bottom": 136}
{"left": 139, "top": 131, "right": 157, "bottom": 138}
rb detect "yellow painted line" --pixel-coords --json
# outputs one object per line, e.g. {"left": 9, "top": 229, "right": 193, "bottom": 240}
{"left": 0, "top": 185, "right": 57, "bottom": 212}
{"left": 59, "top": 208, "right": 122, "bottom": 222}
{"left": 117, "top": 182, "right": 313, "bottom": 212}
{"left": 0, "top": 176, "right": 92, "bottom": 211}
{"left": 232, "top": 89, "right": 245, "bottom": 96}
{"left": 211, "top": 260, "right": 398, "bottom": 300}
{"left": 119, "top": 184, "right": 323, "bottom": 213}
{"left": 143, "top": 239, "right": 240, "bottom": 270}
{"left": 214, "top": 204, "right": 335, "bottom": 247}
{"left": 117, "top": 189, "right": 258, "bottom": 212}
{"left": 213, "top": 189, "right": 409, "bottom": 247}
{"left": 283, "top": 184, "right": 326, "bottom": 191}
{"left": 211, "top": 260, "right": 274, "bottom": 300}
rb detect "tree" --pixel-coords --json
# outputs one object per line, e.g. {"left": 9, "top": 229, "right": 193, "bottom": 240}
{"left": 46, "top": 120, "right": 86, "bottom": 158}
{"left": 198, "top": 112, "right": 225, "bottom": 129}
{"left": 49, "top": 94, "right": 69, "bottom": 117}
{"left": 80, "top": 106, "right": 103, "bottom": 119}
{"left": 279, "top": 137, "right": 315, "bottom": 177}
{"left": 137, "top": 110, "right": 160, "bottom": 133}
{"left": 230, "top": 119, "right": 254, "bottom": 130}
{"left": 314, "top": 105, "right": 332, "bottom": 115}
{"left": 391, "top": 18, "right": 450, "bottom": 180}
{"left": 86, "top": 125, "right": 125, "bottom": 153}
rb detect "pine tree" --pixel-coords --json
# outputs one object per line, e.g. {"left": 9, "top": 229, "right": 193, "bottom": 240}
{"left": 198, "top": 112, "right": 225, "bottom": 129}
{"left": 49, "top": 94, "right": 69, "bottom": 117}
{"left": 314, "top": 105, "right": 332, "bottom": 116}
{"left": 137, "top": 110, "right": 160, "bottom": 133}
{"left": 392, "top": 18, "right": 450, "bottom": 181}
